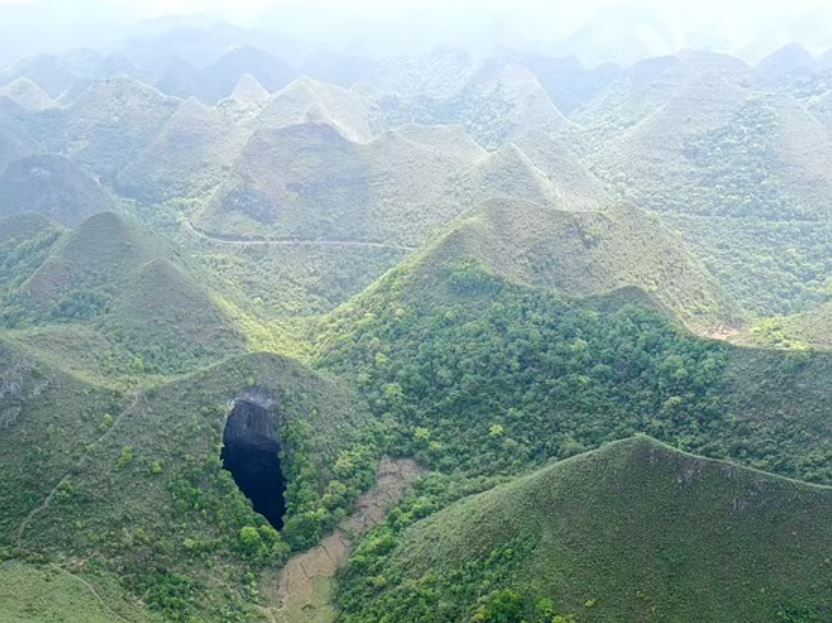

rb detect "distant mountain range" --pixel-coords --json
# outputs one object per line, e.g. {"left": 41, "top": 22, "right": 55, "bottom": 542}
{"left": 5, "top": 20, "right": 832, "bottom": 623}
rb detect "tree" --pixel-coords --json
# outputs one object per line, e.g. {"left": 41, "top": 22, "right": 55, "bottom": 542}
{"left": 474, "top": 589, "right": 526, "bottom": 623}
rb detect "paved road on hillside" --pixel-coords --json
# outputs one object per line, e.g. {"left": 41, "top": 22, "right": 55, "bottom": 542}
{"left": 182, "top": 218, "right": 417, "bottom": 252}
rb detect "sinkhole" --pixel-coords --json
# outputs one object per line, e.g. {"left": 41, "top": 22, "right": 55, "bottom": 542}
{"left": 221, "top": 397, "right": 286, "bottom": 530}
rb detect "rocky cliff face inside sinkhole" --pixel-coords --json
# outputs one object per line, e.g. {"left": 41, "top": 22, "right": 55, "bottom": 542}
{"left": 221, "top": 396, "right": 286, "bottom": 529}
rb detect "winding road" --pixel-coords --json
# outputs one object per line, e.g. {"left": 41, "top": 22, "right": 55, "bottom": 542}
{"left": 182, "top": 218, "right": 418, "bottom": 252}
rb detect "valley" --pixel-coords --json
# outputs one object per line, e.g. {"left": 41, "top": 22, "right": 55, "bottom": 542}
{"left": 2, "top": 8, "right": 832, "bottom": 623}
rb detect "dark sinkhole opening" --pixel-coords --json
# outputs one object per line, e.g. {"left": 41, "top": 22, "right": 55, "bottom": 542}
{"left": 221, "top": 398, "right": 286, "bottom": 530}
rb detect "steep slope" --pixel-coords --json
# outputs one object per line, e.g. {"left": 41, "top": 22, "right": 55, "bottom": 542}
{"left": 419, "top": 198, "right": 737, "bottom": 331}
{"left": 215, "top": 73, "right": 271, "bottom": 123}
{"left": 0, "top": 154, "right": 114, "bottom": 226}
{"left": 62, "top": 76, "right": 178, "bottom": 179}
{"left": 661, "top": 214, "right": 832, "bottom": 317}
{"left": 5, "top": 211, "right": 248, "bottom": 379}
{"left": 0, "top": 214, "right": 63, "bottom": 324}
{"left": 0, "top": 98, "right": 35, "bottom": 171}
{"left": 574, "top": 51, "right": 753, "bottom": 154}
{"left": 17, "top": 211, "right": 168, "bottom": 314}
{"left": 755, "top": 42, "right": 816, "bottom": 88}
{"left": 457, "top": 145, "right": 561, "bottom": 207}
{"left": 152, "top": 55, "right": 204, "bottom": 99}
{"left": 579, "top": 51, "right": 832, "bottom": 221}
{"left": 253, "top": 76, "right": 374, "bottom": 143}
{"left": 509, "top": 52, "right": 622, "bottom": 114}
{"left": 100, "top": 257, "right": 245, "bottom": 373}
{"left": 339, "top": 437, "right": 832, "bottom": 622}
{"left": 316, "top": 214, "right": 832, "bottom": 485}
{"left": 116, "top": 96, "right": 248, "bottom": 201}
{"left": 376, "top": 59, "right": 572, "bottom": 150}
{"left": 0, "top": 335, "right": 121, "bottom": 542}
{"left": 0, "top": 53, "right": 90, "bottom": 98}
{"left": 229, "top": 72, "right": 270, "bottom": 103}
{"left": 2, "top": 347, "right": 377, "bottom": 622}
{"left": 197, "top": 45, "right": 296, "bottom": 103}
{"left": 197, "top": 122, "right": 482, "bottom": 245}
{"left": 0, "top": 561, "right": 157, "bottom": 623}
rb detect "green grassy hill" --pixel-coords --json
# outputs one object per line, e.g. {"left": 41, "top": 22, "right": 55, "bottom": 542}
{"left": 572, "top": 53, "right": 832, "bottom": 321}
{"left": 662, "top": 214, "right": 832, "bottom": 317}
{"left": 116, "top": 96, "right": 248, "bottom": 202}
{"left": 15, "top": 211, "right": 171, "bottom": 316}
{"left": 1, "top": 344, "right": 378, "bottom": 622}
{"left": 338, "top": 436, "right": 832, "bottom": 623}
{"left": 2, "top": 211, "right": 250, "bottom": 380}
{"left": 0, "top": 154, "right": 115, "bottom": 226}
{"left": 0, "top": 560, "right": 158, "bottom": 623}
{"left": 0, "top": 213, "right": 63, "bottom": 310}
{"left": 0, "top": 98, "right": 35, "bottom": 170}
{"left": 0, "top": 335, "right": 122, "bottom": 540}
{"left": 374, "top": 59, "right": 572, "bottom": 150}
{"left": 415, "top": 198, "right": 738, "bottom": 331}
{"left": 62, "top": 76, "right": 179, "bottom": 179}
{"left": 197, "top": 121, "right": 481, "bottom": 245}
{"left": 253, "top": 76, "right": 375, "bottom": 143}
{"left": 315, "top": 226, "right": 832, "bottom": 485}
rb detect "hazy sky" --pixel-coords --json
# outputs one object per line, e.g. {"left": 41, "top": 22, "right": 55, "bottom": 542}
{"left": 0, "top": 0, "right": 831, "bottom": 67}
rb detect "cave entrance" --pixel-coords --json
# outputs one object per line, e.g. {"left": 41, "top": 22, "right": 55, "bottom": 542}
{"left": 221, "top": 398, "right": 286, "bottom": 530}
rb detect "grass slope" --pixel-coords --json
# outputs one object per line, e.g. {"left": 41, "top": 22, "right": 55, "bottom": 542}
{"left": 0, "top": 335, "right": 123, "bottom": 541}
{"left": 315, "top": 236, "right": 832, "bottom": 484}
{"left": 197, "top": 121, "right": 481, "bottom": 245}
{"left": 4, "top": 211, "right": 248, "bottom": 381}
{"left": 116, "top": 96, "right": 248, "bottom": 202}
{"left": 253, "top": 76, "right": 374, "bottom": 143}
{"left": 339, "top": 436, "right": 832, "bottom": 622}
{"left": 62, "top": 76, "right": 178, "bottom": 180}
{"left": 4, "top": 350, "right": 377, "bottom": 622}
{"left": 0, "top": 561, "right": 158, "bottom": 623}
{"left": 0, "top": 154, "right": 115, "bottom": 226}
{"left": 418, "top": 198, "right": 738, "bottom": 332}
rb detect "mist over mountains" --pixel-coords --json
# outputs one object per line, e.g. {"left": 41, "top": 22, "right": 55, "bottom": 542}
{"left": 4, "top": 2, "right": 832, "bottom": 623}
{"left": 2, "top": 0, "right": 832, "bottom": 70}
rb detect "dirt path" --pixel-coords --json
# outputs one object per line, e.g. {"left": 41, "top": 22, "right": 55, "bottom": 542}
{"left": 16, "top": 391, "right": 143, "bottom": 547}
{"left": 264, "top": 457, "right": 425, "bottom": 623}
{"left": 54, "top": 565, "right": 132, "bottom": 623}
{"left": 182, "top": 218, "right": 417, "bottom": 252}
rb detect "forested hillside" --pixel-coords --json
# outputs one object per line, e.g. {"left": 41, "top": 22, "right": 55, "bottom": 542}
{"left": 3, "top": 12, "right": 832, "bottom": 623}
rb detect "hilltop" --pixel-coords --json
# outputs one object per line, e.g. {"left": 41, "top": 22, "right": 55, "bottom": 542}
{"left": 2, "top": 211, "right": 249, "bottom": 381}
{"left": 62, "top": 76, "right": 179, "bottom": 179}
{"left": 339, "top": 436, "right": 832, "bottom": 622}
{"left": 197, "top": 121, "right": 482, "bottom": 245}
{"left": 374, "top": 59, "right": 573, "bottom": 150}
{"left": 410, "top": 198, "right": 738, "bottom": 331}
{"left": 253, "top": 76, "right": 374, "bottom": 143}
{"left": 3, "top": 32, "right": 832, "bottom": 623}
{"left": 116, "top": 96, "right": 248, "bottom": 202}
